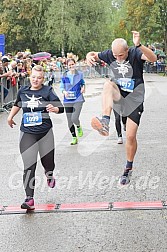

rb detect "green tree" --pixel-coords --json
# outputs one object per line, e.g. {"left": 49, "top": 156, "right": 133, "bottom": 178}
{"left": 46, "top": 0, "right": 112, "bottom": 58}
{"left": 0, "top": 0, "right": 52, "bottom": 53}
{"left": 1, "top": 0, "right": 166, "bottom": 56}
{"left": 124, "top": 0, "right": 167, "bottom": 52}
{"left": 154, "top": 0, "right": 167, "bottom": 52}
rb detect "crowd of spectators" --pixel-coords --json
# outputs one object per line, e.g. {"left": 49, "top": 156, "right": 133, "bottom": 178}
{"left": 0, "top": 51, "right": 92, "bottom": 87}
{"left": 144, "top": 45, "right": 166, "bottom": 74}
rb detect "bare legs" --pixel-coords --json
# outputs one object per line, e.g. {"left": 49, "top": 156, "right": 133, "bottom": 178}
{"left": 102, "top": 80, "right": 121, "bottom": 116}
{"left": 126, "top": 118, "right": 138, "bottom": 162}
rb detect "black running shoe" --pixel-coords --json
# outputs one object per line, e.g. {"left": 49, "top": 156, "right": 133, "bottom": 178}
{"left": 120, "top": 169, "right": 132, "bottom": 185}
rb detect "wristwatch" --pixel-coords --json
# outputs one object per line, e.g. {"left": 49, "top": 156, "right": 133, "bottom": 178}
{"left": 136, "top": 44, "right": 142, "bottom": 48}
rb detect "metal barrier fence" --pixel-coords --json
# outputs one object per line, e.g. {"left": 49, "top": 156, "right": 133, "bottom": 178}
{"left": 0, "top": 64, "right": 166, "bottom": 113}
{"left": 144, "top": 62, "right": 167, "bottom": 74}
{"left": 0, "top": 77, "right": 18, "bottom": 113}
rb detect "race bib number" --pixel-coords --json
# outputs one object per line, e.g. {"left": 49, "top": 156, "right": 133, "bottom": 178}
{"left": 23, "top": 112, "right": 42, "bottom": 126}
{"left": 117, "top": 78, "right": 134, "bottom": 92}
{"left": 66, "top": 91, "right": 76, "bottom": 100}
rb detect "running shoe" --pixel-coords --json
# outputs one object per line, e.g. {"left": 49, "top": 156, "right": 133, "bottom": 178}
{"left": 120, "top": 169, "right": 133, "bottom": 185}
{"left": 77, "top": 126, "right": 83, "bottom": 137}
{"left": 71, "top": 137, "right": 78, "bottom": 145}
{"left": 21, "top": 197, "right": 35, "bottom": 210}
{"left": 91, "top": 117, "right": 109, "bottom": 136}
{"left": 47, "top": 177, "right": 56, "bottom": 188}
{"left": 45, "top": 171, "right": 56, "bottom": 188}
{"left": 117, "top": 137, "right": 123, "bottom": 144}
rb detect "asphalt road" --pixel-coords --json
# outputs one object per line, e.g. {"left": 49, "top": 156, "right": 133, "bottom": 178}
{"left": 0, "top": 73, "right": 167, "bottom": 252}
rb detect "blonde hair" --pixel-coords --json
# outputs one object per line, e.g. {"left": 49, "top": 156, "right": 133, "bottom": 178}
{"left": 32, "top": 65, "right": 44, "bottom": 72}
{"left": 31, "top": 65, "right": 44, "bottom": 77}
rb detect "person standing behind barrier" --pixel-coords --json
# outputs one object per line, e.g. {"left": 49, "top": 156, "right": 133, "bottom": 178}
{"left": 17, "top": 61, "right": 27, "bottom": 88}
{"left": 7, "top": 65, "right": 64, "bottom": 210}
{"left": 60, "top": 58, "right": 85, "bottom": 145}
{"left": 0, "top": 60, "right": 9, "bottom": 100}
{"left": 86, "top": 31, "right": 157, "bottom": 185}
{"left": 1, "top": 57, "right": 12, "bottom": 89}
{"left": 0, "top": 58, "right": 13, "bottom": 101}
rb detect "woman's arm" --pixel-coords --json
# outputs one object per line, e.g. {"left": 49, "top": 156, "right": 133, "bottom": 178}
{"left": 7, "top": 106, "right": 20, "bottom": 128}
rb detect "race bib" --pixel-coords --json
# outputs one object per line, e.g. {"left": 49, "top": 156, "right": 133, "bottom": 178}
{"left": 117, "top": 78, "right": 134, "bottom": 92}
{"left": 23, "top": 112, "right": 42, "bottom": 126}
{"left": 66, "top": 91, "right": 76, "bottom": 100}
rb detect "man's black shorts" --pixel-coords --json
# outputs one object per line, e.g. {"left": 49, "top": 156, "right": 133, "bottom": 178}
{"left": 113, "top": 86, "right": 144, "bottom": 126}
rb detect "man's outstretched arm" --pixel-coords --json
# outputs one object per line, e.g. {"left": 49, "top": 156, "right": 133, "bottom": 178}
{"left": 86, "top": 51, "right": 100, "bottom": 66}
{"left": 132, "top": 30, "right": 157, "bottom": 63}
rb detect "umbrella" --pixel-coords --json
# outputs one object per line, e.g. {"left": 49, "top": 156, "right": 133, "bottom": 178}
{"left": 32, "top": 52, "right": 51, "bottom": 61}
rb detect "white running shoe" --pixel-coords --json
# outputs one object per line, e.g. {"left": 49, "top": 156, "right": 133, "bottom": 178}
{"left": 117, "top": 137, "right": 123, "bottom": 144}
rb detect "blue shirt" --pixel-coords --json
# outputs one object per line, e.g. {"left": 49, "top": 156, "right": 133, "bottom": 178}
{"left": 60, "top": 70, "right": 85, "bottom": 104}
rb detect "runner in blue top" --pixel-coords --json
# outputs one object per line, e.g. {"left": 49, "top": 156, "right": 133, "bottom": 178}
{"left": 86, "top": 31, "right": 157, "bottom": 185}
{"left": 60, "top": 58, "right": 85, "bottom": 145}
{"left": 7, "top": 65, "right": 64, "bottom": 210}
